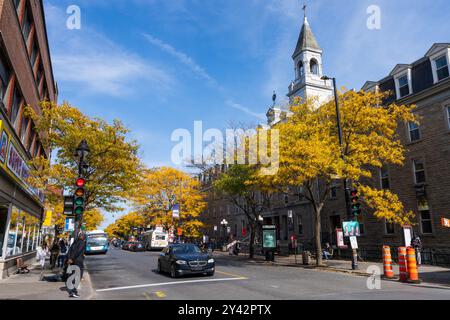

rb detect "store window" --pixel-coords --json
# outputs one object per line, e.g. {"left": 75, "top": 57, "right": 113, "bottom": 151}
{"left": 5, "top": 206, "right": 40, "bottom": 258}
{"left": 0, "top": 205, "right": 9, "bottom": 258}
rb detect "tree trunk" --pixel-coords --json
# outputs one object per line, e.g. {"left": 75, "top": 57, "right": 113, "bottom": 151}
{"left": 315, "top": 207, "right": 323, "bottom": 266}
{"left": 249, "top": 224, "right": 256, "bottom": 259}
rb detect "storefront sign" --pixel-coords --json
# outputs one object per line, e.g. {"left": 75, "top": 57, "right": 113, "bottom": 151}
{"left": 442, "top": 218, "right": 450, "bottom": 228}
{"left": 262, "top": 225, "right": 277, "bottom": 249}
{"left": 0, "top": 120, "right": 45, "bottom": 204}
{"left": 343, "top": 221, "right": 360, "bottom": 237}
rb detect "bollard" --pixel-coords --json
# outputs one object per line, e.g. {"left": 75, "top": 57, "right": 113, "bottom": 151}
{"left": 406, "top": 246, "right": 421, "bottom": 283}
{"left": 398, "top": 246, "right": 408, "bottom": 282}
{"left": 382, "top": 246, "right": 394, "bottom": 278}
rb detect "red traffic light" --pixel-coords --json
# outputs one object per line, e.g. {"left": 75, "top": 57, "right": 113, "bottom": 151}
{"left": 350, "top": 189, "right": 358, "bottom": 197}
{"left": 76, "top": 178, "right": 86, "bottom": 187}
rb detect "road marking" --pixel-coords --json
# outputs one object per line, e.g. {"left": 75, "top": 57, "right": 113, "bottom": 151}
{"left": 155, "top": 291, "right": 166, "bottom": 298}
{"left": 143, "top": 292, "right": 152, "bottom": 300}
{"left": 96, "top": 277, "right": 247, "bottom": 293}
{"left": 216, "top": 270, "right": 247, "bottom": 279}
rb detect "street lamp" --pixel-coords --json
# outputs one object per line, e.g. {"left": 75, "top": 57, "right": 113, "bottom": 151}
{"left": 321, "top": 75, "right": 358, "bottom": 270}
{"left": 220, "top": 219, "right": 228, "bottom": 244}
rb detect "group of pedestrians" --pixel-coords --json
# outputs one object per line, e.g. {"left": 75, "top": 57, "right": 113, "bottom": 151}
{"left": 35, "top": 231, "right": 87, "bottom": 298}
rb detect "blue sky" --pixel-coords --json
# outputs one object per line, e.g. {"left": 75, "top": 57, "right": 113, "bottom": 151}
{"left": 43, "top": 0, "right": 450, "bottom": 227}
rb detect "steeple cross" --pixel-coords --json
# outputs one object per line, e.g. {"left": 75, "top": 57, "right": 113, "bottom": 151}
{"left": 302, "top": 2, "right": 307, "bottom": 18}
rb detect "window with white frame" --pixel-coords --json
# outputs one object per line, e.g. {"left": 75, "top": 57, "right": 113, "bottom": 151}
{"left": 397, "top": 74, "right": 410, "bottom": 98}
{"left": 435, "top": 55, "right": 449, "bottom": 81}
{"left": 408, "top": 121, "right": 421, "bottom": 142}
{"left": 413, "top": 159, "right": 426, "bottom": 184}
{"left": 418, "top": 197, "right": 433, "bottom": 234}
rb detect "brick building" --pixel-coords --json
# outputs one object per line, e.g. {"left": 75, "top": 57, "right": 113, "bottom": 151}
{"left": 200, "top": 12, "right": 450, "bottom": 264}
{"left": 0, "top": 0, "right": 57, "bottom": 278}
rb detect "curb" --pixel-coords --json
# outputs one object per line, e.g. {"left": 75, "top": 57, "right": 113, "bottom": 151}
{"left": 82, "top": 268, "right": 96, "bottom": 300}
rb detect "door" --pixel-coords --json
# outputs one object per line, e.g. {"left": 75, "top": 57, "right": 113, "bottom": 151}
{"left": 329, "top": 215, "right": 341, "bottom": 245}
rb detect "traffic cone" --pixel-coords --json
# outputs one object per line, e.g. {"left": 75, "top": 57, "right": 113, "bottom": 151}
{"left": 382, "top": 246, "right": 394, "bottom": 278}
{"left": 406, "top": 246, "right": 421, "bottom": 283}
{"left": 398, "top": 246, "right": 408, "bottom": 282}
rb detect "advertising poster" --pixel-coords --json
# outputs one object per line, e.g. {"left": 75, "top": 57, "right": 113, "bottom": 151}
{"left": 343, "top": 221, "right": 360, "bottom": 237}
{"left": 0, "top": 127, "right": 8, "bottom": 164}
{"left": 262, "top": 225, "right": 277, "bottom": 249}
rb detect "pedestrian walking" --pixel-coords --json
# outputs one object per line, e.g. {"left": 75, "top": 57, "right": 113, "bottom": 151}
{"left": 57, "top": 238, "right": 68, "bottom": 268}
{"left": 36, "top": 242, "right": 48, "bottom": 280}
{"left": 411, "top": 235, "right": 423, "bottom": 265}
{"left": 66, "top": 232, "right": 86, "bottom": 298}
{"left": 50, "top": 239, "right": 60, "bottom": 269}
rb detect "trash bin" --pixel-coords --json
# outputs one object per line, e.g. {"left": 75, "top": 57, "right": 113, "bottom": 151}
{"left": 302, "top": 250, "right": 310, "bottom": 265}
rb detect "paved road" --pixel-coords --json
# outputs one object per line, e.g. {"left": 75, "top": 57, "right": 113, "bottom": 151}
{"left": 85, "top": 247, "right": 450, "bottom": 300}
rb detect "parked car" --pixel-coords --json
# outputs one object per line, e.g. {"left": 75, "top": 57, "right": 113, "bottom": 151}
{"left": 130, "top": 241, "right": 146, "bottom": 252}
{"left": 122, "top": 241, "right": 132, "bottom": 250}
{"left": 157, "top": 244, "right": 215, "bottom": 278}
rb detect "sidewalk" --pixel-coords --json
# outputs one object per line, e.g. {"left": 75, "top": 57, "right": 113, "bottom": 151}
{"left": 0, "top": 259, "right": 95, "bottom": 300}
{"left": 214, "top": 251, "right": 450, "bottom": 289}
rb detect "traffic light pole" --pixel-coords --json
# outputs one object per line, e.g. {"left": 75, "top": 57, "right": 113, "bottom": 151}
{"left": 73, "top": 153, "right": 85, "bottom": 240}
{"left": 331, "top": 77, "right": 358, "bottom": 270}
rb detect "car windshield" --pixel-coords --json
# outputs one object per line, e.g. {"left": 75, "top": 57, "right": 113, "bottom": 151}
{"left": 172, "top": 245, "right": 202, "bottom": 255}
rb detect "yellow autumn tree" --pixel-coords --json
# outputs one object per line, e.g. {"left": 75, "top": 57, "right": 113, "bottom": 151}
{"left": 274, "top": 90, "right": 416, "bottom": 265}
{"left": 132, "top": 167, "right": 206, "bottom": 240}
{"left": 105, "top": 211, "right": 145, "bottom": 239}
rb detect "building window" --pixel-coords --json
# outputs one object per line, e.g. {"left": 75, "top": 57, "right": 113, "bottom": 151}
{"left": 284, "top": 194, "right": 289, "bottom": 205}
{"left": 385, "top": 221, "right": 395, "bottom": 234}
{"left": 413, "top": 159, "right": 426, "bottom": 184}
{"left": 310, "top": 59, "right": 319, "bottom": 75}
{"left": 397, "top": 74, "right": 410, "bottom": 98}
{"left": 408, "top": 121, "right": 421, "bottom": 142}
{"left": 380, "top": 166, "right": 390, "bottom": 190}
{"left": 0, "top": 52, "right": 11, "bottom": 107}
{"left": 418, "top": 197, "right": 432, "bottom": 234}
{"left": 20, "top": 115, "right": 29, "bottom": 144}
{"left": 435, "top": 55, "right": 449, "bottom": 81}
{"left": 298, "top": 216, "right": 303, "bottom": 236}
{"left": 30, "top": 40, "right": 39, "bottom": 69}
{"left": 447, "top": 106, "right": 450, "bottom": 129}
{"left": 10, "top": 87, "right": 22, "bottom": 128}
{"left": 21, "top": 5, "right": 32, "bottom": 43}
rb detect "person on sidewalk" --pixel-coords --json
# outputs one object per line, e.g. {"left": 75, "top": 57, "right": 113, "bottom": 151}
{"left": 322, "top": 243, "right": 333, "bottom": 260}
{"left": 411, "top": 235, "right": 423, "bottom": 265}
{"left": 37, "top": 242, "right": 49, "bottom": 280}
{"left": 66, "top": 232, "right": 86, "bottom": 298}
{"left": 50, "top": 239, "right": 60, "bottom": 269}
{"left": 57, "top": 238, "right": 68, "bottom": 268}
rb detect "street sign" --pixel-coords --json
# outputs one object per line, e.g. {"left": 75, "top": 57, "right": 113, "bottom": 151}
{"left": 63, "top": 196, "right": 74, "bottom": 215}
{"left": 262, "top": 225, "right": 277, "bottom": 249}
{"left": 65, "top": 217, "right": 75, "bottom": 232}
{"left": 349, "top": 236, "right": 358, "bottom": 249}
{"left": 287, "top": 210, "right": 293, "bottom": 219}
{"left": 442, "top": 218, "right": 450, "bottom": 228}
{"left": 172, "top": 204, "right": 180, "bottom": 219}
{"left": 342, "top": 221, "right": 360, "bottom": 237}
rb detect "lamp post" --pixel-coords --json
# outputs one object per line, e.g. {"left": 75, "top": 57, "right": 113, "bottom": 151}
{"left": 220, "top": 219, "right": 228, "bottom": 246}
{"left": 73, "top": 140, "right": 90, "bottom": 238}
{"left": 321, "top": 75, "right": 358, "bottom": 270}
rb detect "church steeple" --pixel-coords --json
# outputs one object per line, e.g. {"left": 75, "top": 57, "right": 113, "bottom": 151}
{"left": 292, "top": 6, "right": 321, "bottom": 59}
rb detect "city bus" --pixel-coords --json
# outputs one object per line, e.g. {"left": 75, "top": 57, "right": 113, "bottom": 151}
{"left": 143, "top": 227, "right": 169, "bottom": 251}
{"left": 85, "top": 230, "right": 109, "bottom": 254}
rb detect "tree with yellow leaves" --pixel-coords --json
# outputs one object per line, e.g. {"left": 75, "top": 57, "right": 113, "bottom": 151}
{"left": 132, "top": 167, "right": 206, "bottom": 241}
{"left": 105, "top": 211, "right": 145, "bottom": 239}
{"left": 274, "top": 90, "right": 416, "bottom": 265}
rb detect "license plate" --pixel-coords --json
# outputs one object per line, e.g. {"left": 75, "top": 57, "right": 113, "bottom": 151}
{"left": 191, "top": 267, "right": 203, "bottom": 271}
{"left": 91, "top": 246, "right": 103, "bottom": 250}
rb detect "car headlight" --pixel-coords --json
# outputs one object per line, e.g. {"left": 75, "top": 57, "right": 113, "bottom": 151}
{"left": 176, "top": 260, "right": 187, "bottom": 265}
{"left": 208, "top": 258, "right": 214, "bottom": 264}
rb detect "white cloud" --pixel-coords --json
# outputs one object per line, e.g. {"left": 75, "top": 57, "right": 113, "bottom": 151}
{"left": 45, "top": 3, "right": 174, "bottom": 97}
{"left": 225, "top": 100, "right": 266, "bottom": 121}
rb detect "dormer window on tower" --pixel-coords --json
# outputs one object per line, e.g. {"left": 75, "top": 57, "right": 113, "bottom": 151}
{"left": 391, "top": 66, "right": 412, "bottom": 100}
{"left": 298, "top": 61, "right": 304, "bottom": 78}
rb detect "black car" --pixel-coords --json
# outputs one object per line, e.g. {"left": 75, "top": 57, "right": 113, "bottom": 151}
{"left": 157, "top": 244, "right": 215, "bottom": 278}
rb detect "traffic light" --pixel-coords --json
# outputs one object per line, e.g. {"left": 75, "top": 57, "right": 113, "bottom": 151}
{"left": 74, "top": 177, "right": 86, "bottom": 215}
{"left": 350, "top": 189, "right": 361, "bottom": 218}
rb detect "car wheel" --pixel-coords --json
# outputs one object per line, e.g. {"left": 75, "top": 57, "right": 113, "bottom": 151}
{"left": 170, "top": 264, "right": 178, "bottom": 278}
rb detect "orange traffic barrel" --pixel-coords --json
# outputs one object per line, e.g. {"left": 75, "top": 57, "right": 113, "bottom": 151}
{"left": 407, "top": 246, "right": 421, "bottom": 283}
{"left": 398, "top": 246, "right": 408, "bottom": 282}
{"left": 382, "top": 246, "right": 394, "bottom": 278}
